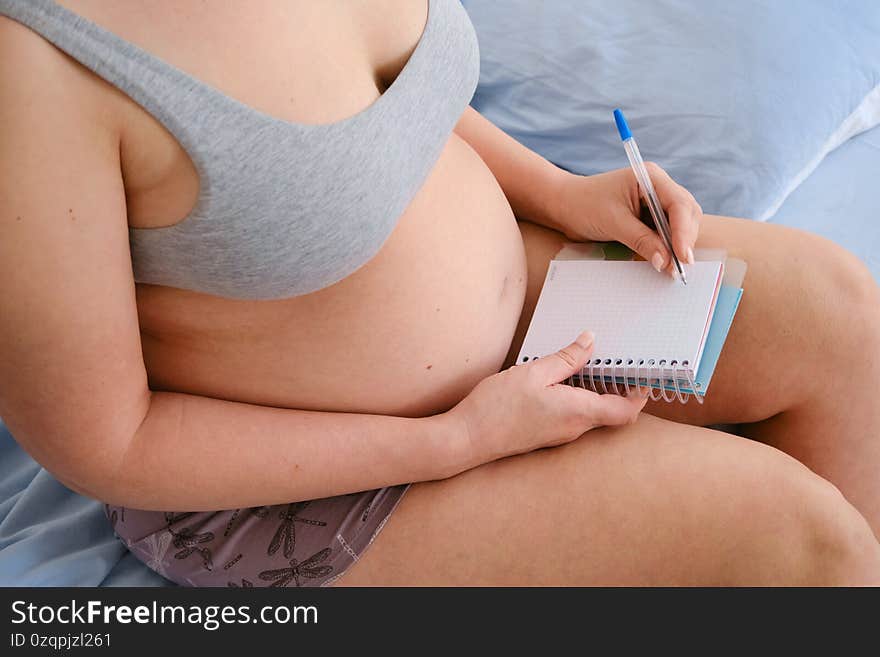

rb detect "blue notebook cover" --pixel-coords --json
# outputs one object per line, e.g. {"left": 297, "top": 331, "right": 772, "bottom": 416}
{"left": 691, "top": 285, "right": 742, "bottom": 394}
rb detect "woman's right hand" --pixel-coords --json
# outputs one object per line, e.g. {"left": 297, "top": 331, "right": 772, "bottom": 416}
{"left": 445, "top": 331, "right": 649, "bottom": 469}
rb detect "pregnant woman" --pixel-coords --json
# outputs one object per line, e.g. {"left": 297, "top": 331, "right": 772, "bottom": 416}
{"left": 1, "top": 0, "right": 879, "bottom": 586}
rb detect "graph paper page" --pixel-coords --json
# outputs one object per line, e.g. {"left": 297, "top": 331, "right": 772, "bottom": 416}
{"left": 517, "top": 260, "right": 723, "bottom": 369}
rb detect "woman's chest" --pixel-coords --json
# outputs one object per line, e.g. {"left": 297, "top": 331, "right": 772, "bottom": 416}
{"left": 73, "top": 0, "right": 481, "bottom": 301}
{"left": 61, "top": 0, "right": 430, "bottom": 229}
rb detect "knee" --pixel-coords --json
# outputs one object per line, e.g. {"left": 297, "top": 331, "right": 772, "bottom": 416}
{"left": 812, "top": 239, "right": 880, "bottom": 346}
{"left": 782, "top": 235, "right": 880, "bottom": 380}
{"left": 771, "top": 469, "right": 880, "bottom": 585}
{"left": 823, "top": 241, "right": 878, "bottom": 304}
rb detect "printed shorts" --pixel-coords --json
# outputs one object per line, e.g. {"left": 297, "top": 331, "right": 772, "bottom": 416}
{"left": 104, "top": 485, "right": 410, "bottom": 587}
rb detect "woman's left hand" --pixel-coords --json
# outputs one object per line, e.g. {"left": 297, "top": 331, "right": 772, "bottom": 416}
{"left": 552, "top": 164, "right": 703, "bottom": 274}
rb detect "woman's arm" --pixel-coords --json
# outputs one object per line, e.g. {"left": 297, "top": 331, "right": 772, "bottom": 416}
{"left": 114, "top": 394, "right": 456, "bottom": 511}
{"left": 454, "top": 106, "right": 703, "bottom": 270}
{"left": 453, "top": 106, "right": 568, "bottom": 232}
{"left": 0, "top": 25, "right": 461, "bottom": 512}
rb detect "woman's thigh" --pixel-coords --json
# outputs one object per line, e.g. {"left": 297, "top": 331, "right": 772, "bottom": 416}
{"left": 645, "top": 214, "right": 880, "bottom": 426}
{"left": 338, "top": 414, "right": 880, "bottom": 586}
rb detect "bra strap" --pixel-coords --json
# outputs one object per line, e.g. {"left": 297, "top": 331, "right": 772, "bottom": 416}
{"left": 0, "top": 0, "right": 214, "bottom": 158}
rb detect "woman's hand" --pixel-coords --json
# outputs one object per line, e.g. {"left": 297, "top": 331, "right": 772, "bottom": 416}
{"left": 553, "top": 165, "right": 703, "bottom": 275}
{"left": 445, "top": 331, "right": 648, "bottom": 470}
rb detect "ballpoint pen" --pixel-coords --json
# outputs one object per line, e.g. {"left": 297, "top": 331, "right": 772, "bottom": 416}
{"left": 613, "top": 108, "right": 687, "bottom": 285}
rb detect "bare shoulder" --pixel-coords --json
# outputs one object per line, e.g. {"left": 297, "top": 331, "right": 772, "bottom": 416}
{"left": 1, "top": 14, "right": 75, "bottom": 89}
{"left": 0, "top": 14, "right": 122, "bottom": 143}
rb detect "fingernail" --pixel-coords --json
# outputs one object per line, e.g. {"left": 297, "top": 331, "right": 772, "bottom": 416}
{"left": 686, "top": 247, "right": 695, "bottom": 264}
{"left": 651, "top": 252, "right": 665, "bottom": 272}
{"left": 575, "top": 331, "right": 594, "bottom": 348}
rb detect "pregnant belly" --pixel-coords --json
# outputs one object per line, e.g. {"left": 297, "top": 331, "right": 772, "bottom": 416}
{"left": 136, "top": 135, "right": 529, "bottom": 417}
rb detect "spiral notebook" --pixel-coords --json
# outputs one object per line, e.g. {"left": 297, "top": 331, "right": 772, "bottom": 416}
{"left": 516, "top": 250, "right": 744, "bottom": 404}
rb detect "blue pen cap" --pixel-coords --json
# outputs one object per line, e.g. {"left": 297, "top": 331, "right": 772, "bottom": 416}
{"left": 613, "top": 108, "right": 632, "bottom": 141}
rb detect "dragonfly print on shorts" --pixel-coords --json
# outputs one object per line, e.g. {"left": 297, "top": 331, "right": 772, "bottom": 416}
{"left": 139, "top": 531, "right": 174, "bottom": 579}
{"left": 222, "top": 504, "right": 275, "bottom": 537}
{"left": 164, "top": 513, "right": 215, "bottom": 571}
{"left": 267, "top": 502, "right": 327, "bottom": 559}
{"left": 164, "top": 511, "right": 196, "bottom": 525}
{"left": 361, "top": 498, "right": 373, "bottom": 523}
{"left": 104, "top": 504, "right": 118, "bottom": 531}
{"left": 222, "top": 509, "right": 242, "bottom": 537}
{"left": 258, "top": 548, "right": 333, "bottom": 587}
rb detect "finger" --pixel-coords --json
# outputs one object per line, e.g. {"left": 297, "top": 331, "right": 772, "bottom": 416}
{"left": 588, "top": 391, "right": 649, "bottom": 426}
{"left": 666, "top": 198, "right": 700, "bottom": 266}
{"left": 547, "top": 377, "right": 648, "bottom": 424}
{"left": 614, "top": 210, "right": 670, "bottom": 273}
{"left": 645, "top": 163, "right": 701, "bottom": 265}
{"left": 528, "top": 330, "right": 594, "bottom": 385}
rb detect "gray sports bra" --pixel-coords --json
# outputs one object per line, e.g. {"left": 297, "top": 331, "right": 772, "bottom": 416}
{"left": 0, "top": 0, "right": 480, "bottom": 299}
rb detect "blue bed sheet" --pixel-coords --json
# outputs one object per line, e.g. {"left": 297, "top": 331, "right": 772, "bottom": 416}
{"left": 0, "top": 419, "right": 171, "bottom": 587}
{"left": 767, "top": 125, "right": 880, "bottom": 282}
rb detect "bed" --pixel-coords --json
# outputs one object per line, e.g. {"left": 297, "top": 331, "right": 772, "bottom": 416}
{"left": 2, "top": 0, "right": 878, "bottom": 586}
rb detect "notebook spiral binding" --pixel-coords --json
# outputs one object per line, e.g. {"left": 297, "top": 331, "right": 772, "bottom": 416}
{"left": 563, "top": 358, "right": 705, "bottom": 405}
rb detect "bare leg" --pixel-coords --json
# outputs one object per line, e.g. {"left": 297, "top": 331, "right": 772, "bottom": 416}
{"left": 504, "top": 215, "right": 880, "bottom": 539}
{"left": 644, "top": 215, "right": 880, "bottom": 538}
{"left": 340, "top": 414, "right": 880, "bottom": 585}
{"left": 339, "top": 216, "right": 880, "bottom": 585}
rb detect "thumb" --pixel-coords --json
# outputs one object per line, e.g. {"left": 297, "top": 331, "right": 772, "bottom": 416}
{"left": 589, "top": 392, "right": 649, "bottom": 427}
{"left": 617, "top": 213, "right": 669, "bottom": 273}
{"left": 528, "top": 331, "right": 594, "bottom": 385}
